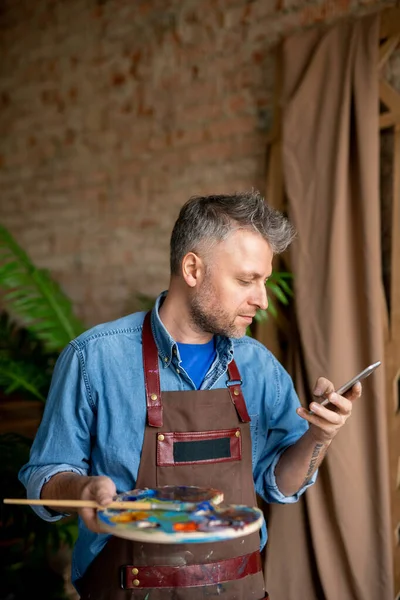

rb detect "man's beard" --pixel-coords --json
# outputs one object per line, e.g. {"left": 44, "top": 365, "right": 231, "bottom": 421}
{"left": 189, "top": 282, "right": 245, "bottom": 339}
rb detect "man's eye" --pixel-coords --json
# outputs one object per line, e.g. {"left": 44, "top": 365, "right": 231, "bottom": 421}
{"left": 238, "top": 280, "right": 251, "bottom": 286}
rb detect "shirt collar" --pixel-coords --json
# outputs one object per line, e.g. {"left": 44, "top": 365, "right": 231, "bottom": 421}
{"left": 150, "top": 290, "right": 234, "bottom": 368}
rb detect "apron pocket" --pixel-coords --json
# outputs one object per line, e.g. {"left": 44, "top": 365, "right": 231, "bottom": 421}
{"left": 156, "top": 427, "right": 242, "bottom": 466}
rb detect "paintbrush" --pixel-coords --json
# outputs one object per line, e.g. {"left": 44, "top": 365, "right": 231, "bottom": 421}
{"left": 3, "top": 497, "right": 217, "bottom": 512}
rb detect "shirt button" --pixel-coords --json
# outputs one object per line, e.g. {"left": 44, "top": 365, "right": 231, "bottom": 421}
{"left": 176, "top": 368, "right": 180, "bottom": 374}
{"left": 173, "top": 348, "right": 177, "bottom": 355}
{"left": 164, "top": 357, "right": 168, "bottom": 362}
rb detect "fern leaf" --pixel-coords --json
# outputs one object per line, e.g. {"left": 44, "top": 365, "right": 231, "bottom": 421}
{"left": 266, "top": 281, "right": 289, "bottom": 305}
{"left": 0, "top": 225, "right": 86, "bottom": 352}
{"left": 0, "top": 353, "right": 47, "bottom": 401}
{"left": 275, "top": 277, "right": 293, "bottom": 297}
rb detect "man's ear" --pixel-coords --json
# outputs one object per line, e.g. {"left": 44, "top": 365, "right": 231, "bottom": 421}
{"left": 182, "top": 252, "right": 205, "bottom": 288}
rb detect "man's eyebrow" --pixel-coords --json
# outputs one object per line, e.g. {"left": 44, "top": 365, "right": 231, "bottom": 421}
{"left": 237, "top": 271, "right": 272, "bottom": 279}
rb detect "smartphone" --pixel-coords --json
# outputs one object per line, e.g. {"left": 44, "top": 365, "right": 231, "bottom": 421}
{"left": 309, "top": 361, "right": 381, "bottom": 413}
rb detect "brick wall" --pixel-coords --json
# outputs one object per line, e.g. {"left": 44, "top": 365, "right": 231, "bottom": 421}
{"left": 0, "top": 0, "right": 392, "bottom": 326}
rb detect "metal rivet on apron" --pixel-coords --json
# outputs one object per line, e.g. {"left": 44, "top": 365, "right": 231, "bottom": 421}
{"left": 131, "top": 567, "right": 139, "bottom": 575}
{"left": 132, "top": 579, "right": 140, "bottom": 586}
{"left": 150, "top": 393, "right": 157, "bottom": 401}
{"left": 235, "top": 430, "right": 241, "bottom": 437}
{"left": 233, "top": 389, "right": 240, "bottom": 396}
{"left": 158, "top": 434, "right": 165, "bottom": 441}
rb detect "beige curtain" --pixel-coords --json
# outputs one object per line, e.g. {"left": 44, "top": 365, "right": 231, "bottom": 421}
{"left": 264, "top": 14, "right": 394, "bottom": 600}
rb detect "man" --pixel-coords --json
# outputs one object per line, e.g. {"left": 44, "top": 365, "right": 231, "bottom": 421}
{"left": 19, "top": 191, "right": 360, "bottom": 600}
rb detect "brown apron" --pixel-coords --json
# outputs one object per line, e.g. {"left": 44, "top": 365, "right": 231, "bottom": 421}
{"left": 79, "top": 311, "right": 268, "bottom": 599}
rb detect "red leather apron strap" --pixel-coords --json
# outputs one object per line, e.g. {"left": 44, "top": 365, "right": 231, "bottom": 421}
{"left": 120, "top": 550, "right": 262, "bottom": 589}
{"left": 142, "top": 310, "right": 250, "bottom": 426}
{"left": 227, "top": 360, "right": 251, "bottom": 423}
{"left": 142, "top": 311, "right": 163, "bottom": 427}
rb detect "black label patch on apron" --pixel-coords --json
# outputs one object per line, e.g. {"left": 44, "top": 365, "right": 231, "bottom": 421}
{"left": 157, "top": 428, "right": 242, "bottom": 466}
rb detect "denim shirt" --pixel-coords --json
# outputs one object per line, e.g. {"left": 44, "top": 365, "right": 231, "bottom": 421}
{"left": 19, "top": 291, "right": 316, "bottom": 588}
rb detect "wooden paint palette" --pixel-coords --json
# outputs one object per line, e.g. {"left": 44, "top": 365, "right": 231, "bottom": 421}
{"left": 96, "top": 486, "right": 264, "bottom": 544}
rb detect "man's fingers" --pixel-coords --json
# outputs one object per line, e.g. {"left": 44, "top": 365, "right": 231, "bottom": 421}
{"left": 96, "top": 490, "right": 115, "bottom": 507}
{"left": 82, "top": 475, "right": 116, "bottom": 506}
{"left": 343, "top": 381, "right": 362, "bottom": 401}
{"left": 313, "top": 378, "right": 362, "bottom": 405}
{"left": 321, "top": 392, "right": 353, "bottom": 415}
{"left": 299, "top": 377, "right": 362, "bottom": 444}
{"left": 298, "top": 404, "right": 344, "bottom": 426}
{"left": 313, "top": 377, "right": 335, "bottom": 396}
{"left": 78, "top": 475, "right": 117, "bottom": 531}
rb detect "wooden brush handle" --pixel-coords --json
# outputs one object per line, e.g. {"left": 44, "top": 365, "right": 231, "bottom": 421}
{"left": 3, "top": 498, "right": 184, "bottom": 511}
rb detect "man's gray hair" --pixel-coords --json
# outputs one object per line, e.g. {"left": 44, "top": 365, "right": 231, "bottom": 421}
{"left": 170, "top": 190, "right": 296, "bottom": 275}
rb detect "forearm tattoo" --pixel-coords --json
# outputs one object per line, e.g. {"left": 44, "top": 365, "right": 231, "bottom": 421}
{"left": 302, "top": 443, "right": 324, "bottom": 487}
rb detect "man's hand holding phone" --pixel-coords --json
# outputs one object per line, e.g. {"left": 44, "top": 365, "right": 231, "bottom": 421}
{"left": 296, "top": 361, "right": 381, "bottom": 443}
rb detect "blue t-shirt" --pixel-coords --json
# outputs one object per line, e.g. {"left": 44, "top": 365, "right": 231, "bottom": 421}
{"left": 177, "top": 338, "right": 216, "bottom": 389}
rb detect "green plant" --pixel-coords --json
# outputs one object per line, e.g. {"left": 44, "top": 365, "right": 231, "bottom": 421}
{"left": 0, "top": 223, "right": 85, "bottom": 363}
{"left": 0, "top": 225, "right": 85, "bottom": 599}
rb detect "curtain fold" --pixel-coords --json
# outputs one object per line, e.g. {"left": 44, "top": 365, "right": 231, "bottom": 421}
{"left": 264, "top": 14, "right": 394, "bottom": 600}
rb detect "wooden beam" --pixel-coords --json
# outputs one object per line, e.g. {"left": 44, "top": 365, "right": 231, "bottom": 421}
{"left": 380, "top": 79, "right": 400, "bottom": 114}
{"left": 391, "top": 126, "right": 400, "bottom": 338}
{"left": 380, "top": 111, "right": 400, "bottom": 130}
{"left": 379, "top": 35, "right": 400, "bottom": 70}
{"left": 383, "top": 86, "right": 400, "bottom": 599}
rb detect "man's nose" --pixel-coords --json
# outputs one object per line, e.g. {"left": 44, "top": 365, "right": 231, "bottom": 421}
{"left": 252, "top": 284, "right": 268, "bottom": 311}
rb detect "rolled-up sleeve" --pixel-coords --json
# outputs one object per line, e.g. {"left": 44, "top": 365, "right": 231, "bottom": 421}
{"left": 253, "top": 358, "right": 318, "bottom": 504}
{"left": 18, "top": 343, "right": 94, "bottom": 521}
{"left": 261, "top": 449, "right": 317, "bottom": 503}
